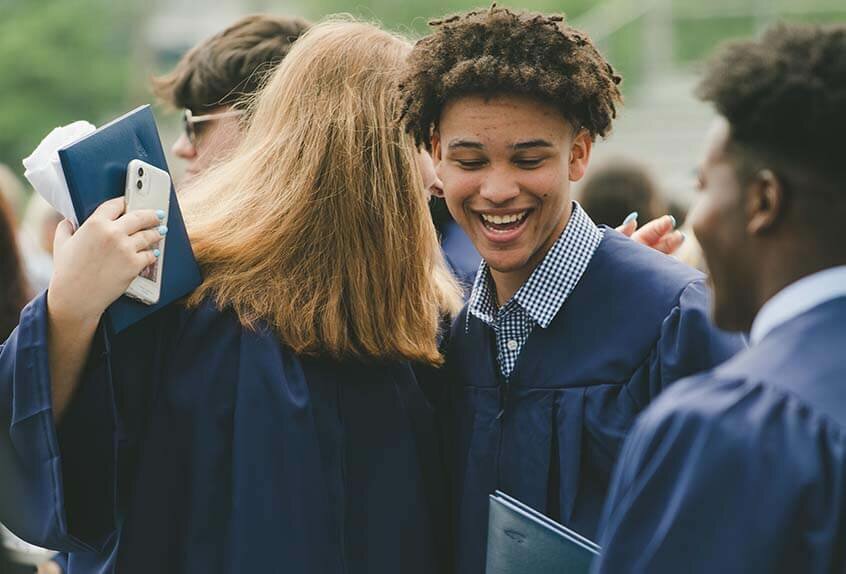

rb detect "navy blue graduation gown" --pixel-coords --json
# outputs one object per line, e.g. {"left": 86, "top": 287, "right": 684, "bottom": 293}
{"left": 595, "top": 296, "right": 846, "bottom": 574}
{"left": 0, "top": 293, "right": 449, "bottom": 574}
{"left": 444, "top": 230, "right": 746, "bottom": 574}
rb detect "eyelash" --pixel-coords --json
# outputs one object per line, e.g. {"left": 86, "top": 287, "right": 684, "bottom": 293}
{"left": 515, "top": 158, "right": 543, "bottom": 168}
{"left": 455, "top": 158, "right": 545, "bottom": 170}
{"left": 456, "top": 159, "right": 487, "bottom": 170}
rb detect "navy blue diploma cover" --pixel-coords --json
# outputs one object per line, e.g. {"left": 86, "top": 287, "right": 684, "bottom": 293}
{"left": 486, "top": 491, "right": 600, "bottom": 574}
{"left": 58, "top": 105, "right": 202, "bottom": 334}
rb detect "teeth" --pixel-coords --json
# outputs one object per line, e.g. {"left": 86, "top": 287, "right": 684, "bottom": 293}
{"left": 481, "top": 211, "right": 528, "bottom": 225}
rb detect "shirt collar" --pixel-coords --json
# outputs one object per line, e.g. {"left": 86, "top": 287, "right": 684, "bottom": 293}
{"left": 467, "top": 202, "right": 603, "bottom": 329}
{"left": 750, "top": 265, "right": 846, "bottom": 344}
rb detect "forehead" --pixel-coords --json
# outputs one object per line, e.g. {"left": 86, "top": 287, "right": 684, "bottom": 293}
{"left": 438, "top": 93, "right": 572, "bottom": 144}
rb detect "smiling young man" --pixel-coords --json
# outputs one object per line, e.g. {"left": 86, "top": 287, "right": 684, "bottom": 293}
{"left": 397, "top": 7, "right": 746, "bottom": 573}
{"left": 595, "top": 23, "right": 846, "bottom": 574}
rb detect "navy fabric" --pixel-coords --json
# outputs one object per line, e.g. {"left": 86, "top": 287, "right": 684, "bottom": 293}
{"left": 0, "top": 293, "right": 449, "bottom": 574}
{"left": 440, "top": 219, "right": 480, "bottom": 298}
{"left": 595, "top": 296, "right": 846, "bottom": 574}
{"left": 444, "top": 230, "right": 746, "bottom": 574}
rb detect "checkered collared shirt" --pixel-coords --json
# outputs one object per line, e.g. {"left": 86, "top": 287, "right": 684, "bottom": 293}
{"left": 467, "top": 202, "right": 603, "bottom": 379}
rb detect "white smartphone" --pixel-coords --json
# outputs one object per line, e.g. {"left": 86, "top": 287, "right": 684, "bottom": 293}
{"left": 123, "top": 159, "right": 171, "bottom": 305}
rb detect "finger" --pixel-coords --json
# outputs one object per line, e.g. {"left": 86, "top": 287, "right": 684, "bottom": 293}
{"left": 134, "top": 248, "right": 159, "bottom": 271}
{"left": 131, "top": 226, "right": 166, "bottom": 253}
{"left": 92, "top": 197, "right": 127, "bottom": 221}
{"left": 631, "top": 215, "right": 676, "bottom": 247}
{"left": 652, "top": 230, "right": 686, "bottom": 256}
{"left": 616, "top": 218, "right": 638, "bottom": 237}
{"left": 118, "top": 209, "right": 165, "bottom": 236}
{"left": 53, "top": 219, "right": 75, "bottom": 253}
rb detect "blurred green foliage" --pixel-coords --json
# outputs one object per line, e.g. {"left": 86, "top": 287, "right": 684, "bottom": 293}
{"left": 0, "top": 0, "right": 136, "bottom": 176}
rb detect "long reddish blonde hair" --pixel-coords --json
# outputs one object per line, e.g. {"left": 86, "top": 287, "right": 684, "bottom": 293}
{"left": 181, "top": 19, "right": 462, "bottom": 364}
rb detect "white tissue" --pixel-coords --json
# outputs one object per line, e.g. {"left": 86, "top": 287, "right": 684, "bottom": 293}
{"left": 22, "top": 120, "right": 97, "bottom": 227}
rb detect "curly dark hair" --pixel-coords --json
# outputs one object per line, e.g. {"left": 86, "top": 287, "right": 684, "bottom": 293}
{"left": 696, "top": 22, "right": 846, "bottom": 187}
{"left": 397, "top": 5, "right": 623, "bottom": 150}
{"left": 153, "top": 14, "right": 311, "bottom": 112}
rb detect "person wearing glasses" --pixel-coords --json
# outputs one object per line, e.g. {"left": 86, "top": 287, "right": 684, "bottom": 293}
{"left": 153, "top": 14, "right": 310, "bottom": 183}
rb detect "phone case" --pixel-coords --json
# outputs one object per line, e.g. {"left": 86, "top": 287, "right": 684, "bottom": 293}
{"left": 124, "top": 159, "right": 171, "bottom": 305}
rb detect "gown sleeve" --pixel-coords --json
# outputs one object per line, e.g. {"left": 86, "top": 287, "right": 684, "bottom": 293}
{"left": 593, "top": 375, "right": 842, "bottom": 574}
{"left": 0, "top": 292, "right": 172, "bottom": 553}
{"left": 628, "top": 280, "right": 747, "bottom": 408}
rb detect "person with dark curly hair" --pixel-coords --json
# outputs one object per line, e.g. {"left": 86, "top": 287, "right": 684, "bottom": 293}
{"left": 396, "top": 6, "right": 745, "bottom": 572}
{"left": 595, "top": 22, "right": 846, "bottom": 573}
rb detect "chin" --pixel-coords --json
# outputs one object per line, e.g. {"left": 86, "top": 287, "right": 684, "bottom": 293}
{"left": 483, "top": 251, "right": 532, "bottom": 274}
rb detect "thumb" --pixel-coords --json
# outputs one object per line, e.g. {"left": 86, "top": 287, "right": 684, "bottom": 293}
{"left": 53, "top": 219, "right": 75, "bottom": 253}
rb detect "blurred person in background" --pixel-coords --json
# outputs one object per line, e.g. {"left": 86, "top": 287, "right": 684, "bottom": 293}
{"left": 18, "top": 195, "right": 63, "bottom": 294}
{"left": 0, "top": 165, "right": 27, "bottom": 224}
{"left": 152, "top": 14, "right": 310, "bottom": 184}
{"left": 0, "top": 193, "right": 29, "bottom": 342}
{"left": 577, "top": 157, "right": 669, "bottom": 228}
{"left": 596, "top": 22, "right": 846, "bottom": 573}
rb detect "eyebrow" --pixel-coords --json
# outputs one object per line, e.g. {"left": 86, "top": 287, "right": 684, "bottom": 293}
{"left": 447, "top": 139, "right": 484, "bottom": 150}
{"left": 511, "top": 139, "right": 554, "bottom": 150}
{"left": 446, "top": 139, "right": 555, "bottom": 151}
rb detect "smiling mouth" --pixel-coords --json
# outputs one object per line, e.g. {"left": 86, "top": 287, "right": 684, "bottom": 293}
{"left": 479, "top": 210, "right": 530, "bottom": 233}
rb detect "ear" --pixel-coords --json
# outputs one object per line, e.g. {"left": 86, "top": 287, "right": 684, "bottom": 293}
{"left": 568, "top": 129, "right": 593, "bottom": 182}
{"left": 746, "top": 169, "right": 785, "bottom": 235}
{"left": 431, "top": 130, "right": 443, "bottom": 164}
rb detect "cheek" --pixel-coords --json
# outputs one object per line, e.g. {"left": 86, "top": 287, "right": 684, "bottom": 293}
{"left": 523, "top": 164, "right": 566, "bottom": 202}
{"left": 689, "top": 192, "right": 725, "bottom": 253}
{"left": 440, "top": 167, "right": 480, "bottom": 207}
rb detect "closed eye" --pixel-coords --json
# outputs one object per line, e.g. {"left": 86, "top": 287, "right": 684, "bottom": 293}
{"left": 514, "top": 157, "right": 544, "bottom": 169}
{"left": 455, "top": 159, "right": 487, "bottom": 170}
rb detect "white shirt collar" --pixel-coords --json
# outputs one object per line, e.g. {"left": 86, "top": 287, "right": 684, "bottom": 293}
{"left": 750, "top": 265, "right": 846, "bottom": 344}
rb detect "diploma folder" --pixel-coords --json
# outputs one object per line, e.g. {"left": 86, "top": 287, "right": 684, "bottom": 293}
{"left": 486, "top": 491, "right": 600, "bottom": 574}
{"left": 57, "top": 105, "right": 202, "bottom": 334}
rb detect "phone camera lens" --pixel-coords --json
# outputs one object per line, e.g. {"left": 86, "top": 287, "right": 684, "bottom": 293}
{"left": 138, "top": 167, "right": 144, "bottom": 177}
{"left": 136, "top": 180, "right": 143, "bottom": 190}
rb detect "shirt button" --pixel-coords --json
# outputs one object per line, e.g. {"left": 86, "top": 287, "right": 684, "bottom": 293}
{"left": 506, "top": 339, "right": 519, "bottom": 351}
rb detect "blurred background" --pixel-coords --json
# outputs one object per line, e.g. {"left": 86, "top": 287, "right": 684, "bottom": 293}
{"left": 2, "top": 0, "right": 845, "bottom": 208}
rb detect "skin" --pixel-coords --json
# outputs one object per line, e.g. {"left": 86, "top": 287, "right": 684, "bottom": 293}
{"left": 431, "top": 93, "right": 683, "bottom": 305}
{"left": 171, "top": 106, "right": 243, "bottom": 183}
{"left": 688, "top": 117, "right": 846, "bottom": 331}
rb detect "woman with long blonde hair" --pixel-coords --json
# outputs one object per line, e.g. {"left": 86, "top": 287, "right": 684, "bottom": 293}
{"left": 0, "top": 20, "right": 460, "bottom": 574}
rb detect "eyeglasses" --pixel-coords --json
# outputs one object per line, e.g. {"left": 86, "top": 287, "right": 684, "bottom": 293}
{"left": 181, "top": 108, "right": 244, "bottom": 146}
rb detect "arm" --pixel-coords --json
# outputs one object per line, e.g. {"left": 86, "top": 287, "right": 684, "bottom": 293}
{"left": 0, "top": 198, "right": 163, "bottom": 550}
{"left": 46, "top": 197, "right": 164, "bottom": 421}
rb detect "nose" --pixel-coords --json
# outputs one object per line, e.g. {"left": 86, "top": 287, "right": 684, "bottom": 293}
{"left": 479, "top": 173, "right": 520, "bottom": 204}
{"left": 171, "top": 133, "right": 197, "bottom": 160}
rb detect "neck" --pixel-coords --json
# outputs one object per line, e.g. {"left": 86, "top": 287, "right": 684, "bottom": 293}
{"left": 489, "top": 202, "right": 572, "bottom": 306}
{"left": 751, "top": 243, "right": 846, "bottom": 325}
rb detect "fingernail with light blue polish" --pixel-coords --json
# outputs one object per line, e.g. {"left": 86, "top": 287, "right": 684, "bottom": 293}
{"left": 669, "top": 215, "right": 677, "bottom": 228}
{"left": 158, "top": 225, "right": 168, "bottom": 236}
{"left": 679, "top": 231, "right": 687, "bottom": 243}
{"left": 156, "top": 209, "right": 165, "bottom": 221}
{"left": 153, "top": 248, "right": 161, "bottom": 258}
{"left": 623, "top": 211, "right": 638, "bottom": 225}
